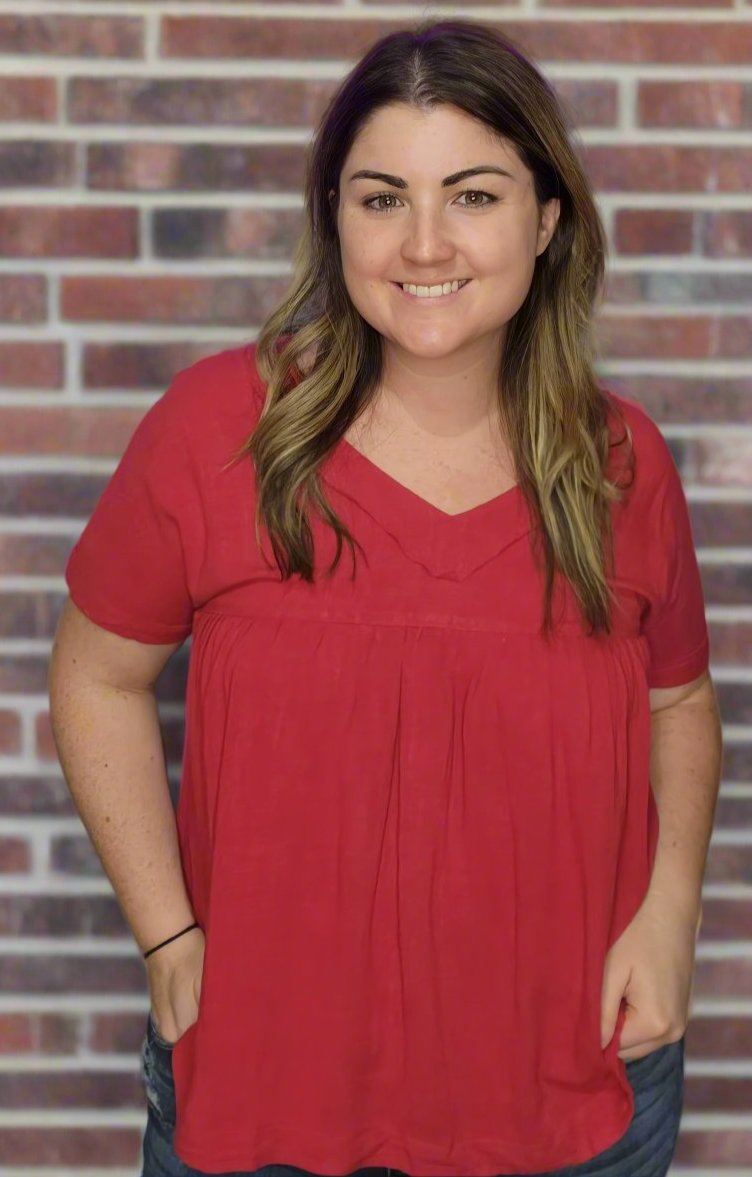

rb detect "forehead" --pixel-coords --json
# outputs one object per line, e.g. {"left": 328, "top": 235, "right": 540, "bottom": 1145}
{"left": 343, "top": 103, "right": 525, "bottom": 173}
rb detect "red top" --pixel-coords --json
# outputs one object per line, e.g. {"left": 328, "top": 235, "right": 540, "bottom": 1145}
{"left": 65, "top": 343, "right": 710, "bottom": 1175}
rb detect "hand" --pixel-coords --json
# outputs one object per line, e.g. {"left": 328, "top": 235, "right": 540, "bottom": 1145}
{"left": 600, "top": 891, "right": 701, "bottom": 1062}
{"left": 146, "top": 926, "right": 205, "bottom": 1046}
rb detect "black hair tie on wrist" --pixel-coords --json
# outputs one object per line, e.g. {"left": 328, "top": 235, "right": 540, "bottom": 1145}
{"left": 143, "top": 921, "right": 200, "bottom": 960}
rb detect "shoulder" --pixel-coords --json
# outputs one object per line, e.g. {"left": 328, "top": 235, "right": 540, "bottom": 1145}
{"left": 121, "top": 344, "right": 264, "bottom": 488}
{"left": 602, "top": 387, "right": 677, "bottom": 496}
{"left": 159, "top": 343, "right": 264, "bottom": 425}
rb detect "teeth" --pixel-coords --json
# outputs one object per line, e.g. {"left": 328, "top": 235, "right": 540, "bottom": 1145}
{"left": 400, "top": 279, "right": 468, "bottom": 298}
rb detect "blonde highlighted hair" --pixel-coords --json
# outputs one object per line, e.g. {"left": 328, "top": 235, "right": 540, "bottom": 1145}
{"left": 226, "top": 18, "right": 634, "bottom": 638}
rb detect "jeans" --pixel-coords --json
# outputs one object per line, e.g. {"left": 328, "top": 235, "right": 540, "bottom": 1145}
{"left": 140, "top": 1011, "right": 685, "bottom": 1177}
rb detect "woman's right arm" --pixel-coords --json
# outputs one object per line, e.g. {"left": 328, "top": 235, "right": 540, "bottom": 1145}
{"left": 47, "top": 596, "right": 204, "bottom": 1039}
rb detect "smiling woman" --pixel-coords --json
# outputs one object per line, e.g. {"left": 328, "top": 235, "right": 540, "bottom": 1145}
{"left": 51, "top": 16, "right": 719, "bottom": 1177}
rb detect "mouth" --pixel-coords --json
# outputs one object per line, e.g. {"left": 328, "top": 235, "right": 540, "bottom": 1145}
{"left": 392, "top": 279, "right": 472, "bottom": 303}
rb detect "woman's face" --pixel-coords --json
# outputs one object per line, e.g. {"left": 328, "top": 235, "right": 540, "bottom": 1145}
{"left": 333, "top": 103, "right": 560, "bottom": 362}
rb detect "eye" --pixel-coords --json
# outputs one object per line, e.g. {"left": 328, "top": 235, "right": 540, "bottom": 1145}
{"left": 361, "top": 189, "right": 499, "bottom": 213}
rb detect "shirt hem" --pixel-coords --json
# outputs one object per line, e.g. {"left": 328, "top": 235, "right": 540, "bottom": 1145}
{"left": 173, "top": 1095, "right": 635, "bottom": 1176}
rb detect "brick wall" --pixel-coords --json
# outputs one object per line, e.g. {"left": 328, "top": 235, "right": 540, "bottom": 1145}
{"left": 0, "top": 1, "right": 750, "bottom": 1173}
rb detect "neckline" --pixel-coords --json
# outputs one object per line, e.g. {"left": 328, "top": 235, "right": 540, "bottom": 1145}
{"left": 321, "top": 434, "right": 533, "bottom": 581}
{"left": 337, "top": 435, "right": 521, "bottom": 522}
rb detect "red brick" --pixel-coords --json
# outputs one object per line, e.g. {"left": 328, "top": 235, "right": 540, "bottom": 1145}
{"left": 0, "top": 837, "right": 30, "bottom": 872}
{"left": 152, "top": 207, "right": 300, "bottom": 258}
{"left": 605, "top": 268, "right": 752, "bottom": 305}
{"left": 601, "top": 314, "right": 697, "bottom": 358}
{"left": 61, "top": 274, "right": 286, "bottom": 324}
{"left": 598, "top": 313, "right": 747, "bottom": 359}
{"left": 584, "top": 143, "right": 752, "bottom": 192}
{"left": 0, "top": 894, "right": 127, "bottom": 936}
{"left": 91, "top": 1010, "right": 152, "bottom": 1053}
{"left": 0, "top": 1012, "right": 81, "bottom": 1055}
{"left": 696, "top": 437, "right": 752, "bottom": 487}
{"left": 0, "top": 76, "right": 57, "bottom": 121}
{"left": 51, "top": 834, "right": 106, "bottom": 877}
{"left": 718, "top": 316, "right": 752, "bottom": 359}
{"left": 715, "top": 795, "right": 752, "bottom": 828}
{"left": 0, "top": 140, "right": 75, "bottom": 187}
{"left": 0, "top": 776, "right": 79, "bottom": 818}
{"left": 161, "top": 17, "right": 752, "bottom": 65}
{"left": 720, "top": 682, "right": 752, "bottom": 725}
{"left": 0, "top": 952, "right": 147, "bottom": 1001}
{"left": 68, "top": 73, "right": 616, "bottom": 130}
{"left": 0, "top": 207, "right": 138, "bottom": 258}
{"left": 613, "top": 209, "right": 693, "bottom": 254}
{"left": 0, "top": 15, "right": 143, "bottom": 57}
{"left": 87, "top": 140, "right": 301, "bottom": 190}
{"left": 0, "top": 343, "right": 62, "bottom": 388}
{"left": 684, "top": 1074, "right": 752, "bottom": 1113}
{"left": 720, "top": 734, "right": 752, "bottom": 781}
{"left": 0, "top": 711, "right": 21, "bottom": 755}
{"left": 544, "top": 0, "right": 732, "bottom": 6}
{"left": 0, "top": 1069, "right": 143, "bottom": 1109}
{"left": 70, "top": 75, "right": 325, "bottom": 125}
{"left": 602, "top": 376, "right": 752, "bottom": 423}
{"left": 35, "top": 713, "right": 58, "bottom": 762}
{"left": 688, "top": 1016, "right": 752, "bottom": 1060}
{"left": 0, "top": 648, "right": 57, "bottom": 691}
{"left": 674, "top": 1128, "right": 752, "bottom": 1167}
{"left": 0, "top": 276, "right": 47, "bottom": 322}
{"left": 701, "top": 566, "right": 752, "bottom": 608}
{"left": 687, "top": 501, "right": 749, "bottom": 547}
{"left": 638, "top": 80, "right": 748, "bottom": 128}
{"left": 705, "top": 844, "right": 752, "bottom": 886}
{"left": 83, "top": 340, "right": 226, "bottom": 387}
{"left": 0, "top": 532, "right": 72, "bottom": 576}
{"left": 1, "top": 473, "right": 101, "bottom": 521}
{"left": 555, "top": 78, "right": 617, "bottom": 127}
{"left": 0, "top": 1013, "right": 34, "bottom": 1052}
{"left": 0, "top": 586, "right": 61, "bottom": 638}
{"left": 695, "top": 956, "right": 752, "bottom": 999}
{"left": 702, "top": 210, "right": 752, "bottom": 258}
{"left": 0, "top": 404, "right": 143, "bottom": 454}
{"left": 0, "top": 1126, "right": 142, "bottom": 1167}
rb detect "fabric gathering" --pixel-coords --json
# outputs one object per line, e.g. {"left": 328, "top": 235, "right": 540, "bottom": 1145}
{"left": 64, "top": 342, "right": 710, "bottom": 1176}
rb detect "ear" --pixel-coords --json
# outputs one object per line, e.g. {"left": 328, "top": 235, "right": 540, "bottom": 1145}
{"left": 536, "top": 197, "right": 561, "bottom": 257}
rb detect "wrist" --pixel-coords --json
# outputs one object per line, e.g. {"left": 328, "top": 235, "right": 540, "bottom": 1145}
{"left": 645, "top": 881, "right": 703, "bottom": 929}
{"left": 143, "top": 922, "right": 202, "bottom": 965}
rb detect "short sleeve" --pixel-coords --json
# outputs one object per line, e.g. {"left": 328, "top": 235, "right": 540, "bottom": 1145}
{"left": 640, "top": 444, "right": 710, "bottom": 689}
{"left": 65, "top": 370, "right": 205, "bottom": 644}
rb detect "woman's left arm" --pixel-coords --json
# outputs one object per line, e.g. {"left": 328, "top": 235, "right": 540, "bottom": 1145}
{"left": 601, "top": 668, "right": 724, "bottom": 1059}
{"left": 646, "top": 668, "right": 724, "bottom": 926}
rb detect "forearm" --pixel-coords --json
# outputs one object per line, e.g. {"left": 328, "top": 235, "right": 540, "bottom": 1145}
{"left": 48, "top": 673, "right": 196, "bottom": 956}
{"left": 646, "top": 679, "right": 724, "bottom": 925}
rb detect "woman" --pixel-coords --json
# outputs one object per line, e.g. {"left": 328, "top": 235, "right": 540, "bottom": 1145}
{"left": 48, "top": 18, "right": 722, "bottom": 1177}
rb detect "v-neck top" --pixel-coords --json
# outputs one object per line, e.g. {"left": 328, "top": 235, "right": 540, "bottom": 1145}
{"left": 64, "top": 342, "right": 710, "bottom": 1176}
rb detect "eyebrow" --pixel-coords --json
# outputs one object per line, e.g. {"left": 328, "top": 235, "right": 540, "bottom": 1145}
{"left": 347, "top": 165, "right": 517, "bottom": 188}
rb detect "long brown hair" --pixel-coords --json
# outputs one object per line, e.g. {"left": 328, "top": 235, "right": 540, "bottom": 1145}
{"left": 227, "top": 18, "right": 634, "bottom": 638}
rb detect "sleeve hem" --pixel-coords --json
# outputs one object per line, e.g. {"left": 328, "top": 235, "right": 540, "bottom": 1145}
{"left": 66, "top": 585, "right": 192, "bottom": 645}
{"left": 646, "top": 634, "right": 710, "bottom": 689}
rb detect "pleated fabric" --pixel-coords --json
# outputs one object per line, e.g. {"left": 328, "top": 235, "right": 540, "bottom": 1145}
{"left": 66, "top": 344, "right": 709, "bottom": 1176}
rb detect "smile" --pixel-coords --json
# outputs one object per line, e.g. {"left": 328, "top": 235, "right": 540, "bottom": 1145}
{"left": 392, "top": 279, "right": 472, "bottom": 303}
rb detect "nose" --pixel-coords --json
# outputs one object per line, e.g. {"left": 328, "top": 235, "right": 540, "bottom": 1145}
{"left": 399, "top": 209, "right": 457, "bottom": 267}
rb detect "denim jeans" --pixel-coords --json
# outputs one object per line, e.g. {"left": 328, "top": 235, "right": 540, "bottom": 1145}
{"left": 140, "top": 1011, "right": 685, "bottom": 1177}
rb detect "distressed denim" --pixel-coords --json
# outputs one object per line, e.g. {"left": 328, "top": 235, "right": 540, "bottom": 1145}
{"left": 139, "top": 1011, "right": 684, "bottom": 1177}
